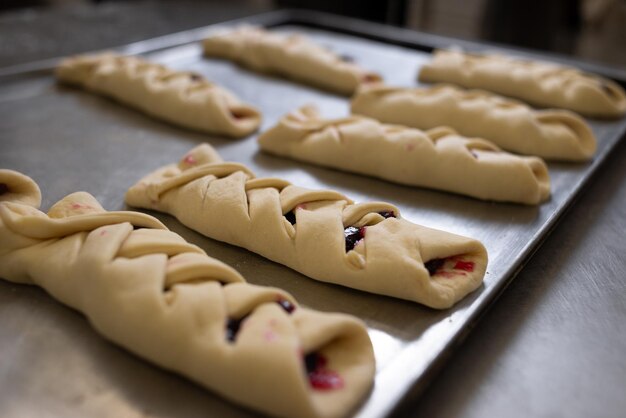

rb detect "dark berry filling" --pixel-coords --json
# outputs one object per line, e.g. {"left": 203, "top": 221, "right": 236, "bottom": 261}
{"left": 424, "top": 258, "right": 445, "bottom": 276}
{"left": 284, "top": 210, "right": 296, "bottom": 225}
{"left": 226, "top": 299, "right": 296, "bottom": 343}
{"left": 304, "top": 352, "right": 343, "bottom": 390}
{"left": 344, "top": 226, "right": 366, "bottom": 252}
{"left": 189, "top": 73, "right": 203, "bottom": 82}
{"left": 0, "top": 183, "right": 8, "bottom": 196}
{"left": 378, "top": 210, "right": 396, "bottom": 219}
{"left": 454, "top": 260, "right": 475, "bottom": 272}
{"left": 277, "top": 298, "right": 296, "bottom": 314}
{"left": 225, "top": 318, "right": 242, "bottom": 342}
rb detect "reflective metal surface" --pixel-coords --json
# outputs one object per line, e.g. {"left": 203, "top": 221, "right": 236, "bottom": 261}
{"left": 1, "top": 16, "right": 625, "bottom": 418}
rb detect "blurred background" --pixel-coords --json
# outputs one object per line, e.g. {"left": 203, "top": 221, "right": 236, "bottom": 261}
{"left": 0, "top": 0, "right": 624, "bottom": 68}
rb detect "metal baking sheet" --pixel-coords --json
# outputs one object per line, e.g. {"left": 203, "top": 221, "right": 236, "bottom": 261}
{"left": 1, "top": 11, "right": 626, "bottom": 418}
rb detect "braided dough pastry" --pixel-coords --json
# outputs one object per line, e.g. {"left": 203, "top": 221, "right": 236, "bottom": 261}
{"left": 126, "top": 144, "right": 488, "bottom": 309}
{"left": 351, "top": 84, "right": 597, "bottom": 161}
{"left": 56, "top": 53, "right": 261, "bottom": 138}
{"left": 0, "top": 169, "right": 374, "bottom": 418}
{"left": 258, "top": 106, "right": 550, "bottom": 205}
{"left": 202, "top": 26, "right": 382, "bottom": 95}
{"left": 418, "top": 49, "right": 626, "bottom": 118}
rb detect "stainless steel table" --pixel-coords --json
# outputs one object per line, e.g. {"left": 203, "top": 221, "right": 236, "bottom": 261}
{"left": 1, "top": 2, "right": 624, "bottom": 418}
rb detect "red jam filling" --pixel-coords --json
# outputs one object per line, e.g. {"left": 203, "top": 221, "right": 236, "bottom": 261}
{"left": 425, "top": 258, "right": 475, "bottom": 276}
{"left": 454, "top": 260, "right": 475, "bottom": 272}
{"left": 0, "top": 183, "right": 8, "bottom": 195}
{"left": 305, "top": 353, "right": 343, "bottom": 390}
{"left": 183, "top": 154, "right": 196, "bottom": 165}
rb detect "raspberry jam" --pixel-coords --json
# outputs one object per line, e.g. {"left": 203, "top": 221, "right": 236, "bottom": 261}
{"left": 305, "top": 352, "right": 343, "bottom": 390}
{"left": 0, "top": 183, "right": 8, "bottom": 195}
{"left": 454, "top": 260, "right": 475, "bottom": 272}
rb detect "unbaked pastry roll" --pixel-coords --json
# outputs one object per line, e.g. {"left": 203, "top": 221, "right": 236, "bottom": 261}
{"left": 258, "top": 106, "right": 550, "bottom": 205}
{"left": 351, "top": 84, "right": 597, "bottom": 161}
{"left": 56, "top": 53, "right": 261, "bottom": 138}
{"left": 202, "top": 26, "right": 382, "bottom": 95}
{"left": 126, "top": 144, "right": 488, "bottom": 309}
{"left": 0, "top": 169, "right": 374, "bottom": 418}
{"left": 418, "top": 49, "right": 626, "bottom": 118}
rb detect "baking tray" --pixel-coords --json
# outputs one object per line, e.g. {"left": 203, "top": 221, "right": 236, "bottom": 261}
{"left": 1, "top": 10, "right": 626, "bottom": 418}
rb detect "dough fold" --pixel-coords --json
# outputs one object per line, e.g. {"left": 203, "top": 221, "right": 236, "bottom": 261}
{"left": 0, "top": 169, "right": 374, "bottom": 418}
{"left": 202, "top": 26, "right": 382, "bottom": 95}
{"left": 56, "top": 53, "right": 261, "bottom": 138}
{"left": 351, "top": 84, "right": 597, "bottom": 161}
{"left": 258, "top": 106, "right": 550, "bottom": 204}
{"left": 418, "top": 49, "right": 626, "bottom": 118}
{"left": 126, "top": 144, "right": 488, "bottom": 309}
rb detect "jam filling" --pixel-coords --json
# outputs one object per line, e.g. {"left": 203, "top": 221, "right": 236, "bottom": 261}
{"left": 424, "top": 258, "right": 476, "bottom": 277}
{"left": 424, "top": 258, "right": 445, "bottom": 276}
{"left": 344, "top": 226, "right": 366, "bottom": 252}
{"left": 284, "top": 210, "right": 297, "bottom": 225}
{"left": 454, "top": 260, "right": 475, "bottom": 272}
{"left": 305, "top": 352, "right": 343, "bottom": 390}
{"left": 0, "top": 183, "right": 8, "bottom": 196}
{"left": 226, "top": 298, "right": 296, "bottom": 343}
{"left": 378, "top": 210, "right": 396, "bottom": 219}
{"left": 276, "top": 298, "right": 296, "bottom": 314}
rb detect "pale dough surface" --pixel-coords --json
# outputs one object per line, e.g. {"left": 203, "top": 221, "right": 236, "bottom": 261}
{"left": 202, "top": 26, "right": 382, "bottom": 95}
{"left": 418, "top": 50, "right": 626, "bottom": 118}
{"left": 56, "top": 53, "right": 261, "bottom": 138}
{"left": 258, "top": 106, "right": 550, "bottom": 205}
{"left": 0, "top": 169, "right": 374, "bottom": 418}
{"left": 126, "top": 144, "right": 488, "bottom": 309}
{"left": 351, "top": 84, "right": 597, "bottom": 161}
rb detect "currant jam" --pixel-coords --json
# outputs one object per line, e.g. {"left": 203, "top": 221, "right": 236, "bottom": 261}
{"left": 344, "top": 226, "right": 366, "bottom": 252}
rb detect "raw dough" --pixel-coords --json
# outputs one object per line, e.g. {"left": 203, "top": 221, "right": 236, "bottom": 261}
{"left": 202, "top": 26, "right": 382, "bottom": 95}
{"left": 126, "top": 144, "right": 488, "bottom": 309}
{"left": 258, "top": 106, "right": 550, "bottom": 204}
{"left": 351, "top": 84, "right": 597, "bottom": 161}
{"left": 0, "top": 169, "right": 374, "bottom": 418}
{"left": 56, "top": 53, "right": 261, "bottom": 138}
{"left": 418, "top": 49, "right": 626, "bottom": 118}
